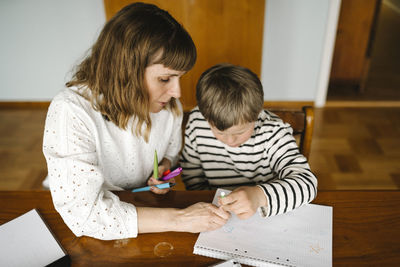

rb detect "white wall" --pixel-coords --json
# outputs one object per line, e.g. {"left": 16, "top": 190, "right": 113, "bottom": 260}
{"left": 261, "top": 0, "right": 337, "bottom": 103}
{"left": 0, "top": 0, "right": 105, "bottom": 100}
{"left": 0, "top": 0, "right": 339, "bottom": 104}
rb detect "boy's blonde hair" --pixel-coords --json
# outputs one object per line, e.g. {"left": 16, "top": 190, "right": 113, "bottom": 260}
{"left": 196, "top": 63, "right": 264, "bottom": 130}
{"left": 66, "top": 2, "right": 196, "bottom": 142}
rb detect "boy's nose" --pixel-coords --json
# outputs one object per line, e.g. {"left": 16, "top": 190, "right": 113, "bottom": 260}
{"left": 225, "top": 135, "right": 237, "bottom": 146}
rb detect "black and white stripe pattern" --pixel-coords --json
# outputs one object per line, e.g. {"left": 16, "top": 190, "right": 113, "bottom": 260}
{"left": 180, "top": 107, "right": 317, "bottom": 217}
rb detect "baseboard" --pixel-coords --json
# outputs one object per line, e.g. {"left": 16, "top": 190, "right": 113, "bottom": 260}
{"left": 263, "top": 101, "right": 314, "bottom": 109}
{"left": 182, "top": 101, "right": 314, "bottom": 112}
{"left": 325, "top": 100, "right": 400, "bottom": 108}
{"left": 0, "top": 101, "right": 315, "bottom": 111}
{"left": 0, "top": 101, "right": 50, "bottom": 109}
{"left": 5, "top": 100, "right": 399, "bottom": 110}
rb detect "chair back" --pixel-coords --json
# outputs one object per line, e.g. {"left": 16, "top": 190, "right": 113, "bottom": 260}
{"left": 268, "top": 106, "right": 314, "bottom": 159}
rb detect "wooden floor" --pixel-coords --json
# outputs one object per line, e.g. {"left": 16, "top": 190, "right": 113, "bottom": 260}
{"left": 0, "top": 109, "right": 48, "bottom": 190}
{"left": 0, "top": 106, "right": 399, "bottom": 191}
{"left": 310, "top": 106, "right": 400, "bottom": 190}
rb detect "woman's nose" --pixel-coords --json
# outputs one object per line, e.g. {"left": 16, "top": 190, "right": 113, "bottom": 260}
{"left": 169, "top": 80, "right": 181, "bottom": 98}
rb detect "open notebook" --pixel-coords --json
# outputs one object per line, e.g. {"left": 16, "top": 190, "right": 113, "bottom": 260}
{"left": 194, "top": 189, "right": 332, "bottom": 267}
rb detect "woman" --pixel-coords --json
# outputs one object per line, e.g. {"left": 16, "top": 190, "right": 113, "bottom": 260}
{"left": 43, "top": 2, "right": 229, "bottom": 240}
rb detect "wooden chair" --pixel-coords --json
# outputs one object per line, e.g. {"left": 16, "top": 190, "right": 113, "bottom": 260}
{"left": 267, "top": 106, "right": 314, "bottom": 159}
{"left": 182, "top": 106, "right": 314, "bottom": 159}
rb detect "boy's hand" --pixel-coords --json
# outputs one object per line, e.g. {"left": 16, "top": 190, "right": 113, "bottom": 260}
{"left": 218, "top": 186, "right": 267, "bottom": 219}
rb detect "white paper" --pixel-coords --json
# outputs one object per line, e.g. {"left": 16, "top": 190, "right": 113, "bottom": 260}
{"left": 0, "top": 209, "right": 66, "bottom": 267}
{"left": 194, "top": 189, "right": 332, "bottom": 267}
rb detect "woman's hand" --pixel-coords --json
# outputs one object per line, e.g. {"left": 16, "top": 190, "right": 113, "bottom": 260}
{"left": 175, "top": 202, "right": 230, "bottom": 232}
{"left": 147, "top": 176, "right": 175, "bottom": 194}
{"left": 218, "top": 186, "right": 267, "bottom": 219}
{"left": 137, "top": 203, "right": 230, "bottom": 234}
{"left": 147, "top": 157, "right": 173, "bottom": 194}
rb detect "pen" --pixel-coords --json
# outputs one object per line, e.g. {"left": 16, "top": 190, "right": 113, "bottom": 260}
{"left": 132, "top": 183, "right": 176, "bottom": 192}
{"left": 154, "top": 150, "right": 159, "bottom": 180}
{"left": 161, "top": 167, "right": 182, "bottom": 181}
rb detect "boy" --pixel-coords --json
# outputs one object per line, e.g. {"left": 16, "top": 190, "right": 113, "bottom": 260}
{"left": 180, "top": 63, "right": 317, "bottom": 220}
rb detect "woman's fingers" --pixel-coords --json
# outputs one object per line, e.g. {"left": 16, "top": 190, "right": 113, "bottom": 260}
{"left": 219, "top": 194, "right": 241, "bottom": 212}
{"left": 148, "top": 177, "right": 171, "bottom": 194}
{"left": 177, "top": 202, "right": 230, "bottom": 232}
{"left": 214, "top": 206, "right": 231, "bottom": 220}
{"left": 157, "top": 165, "right": 167, "bottom": 179}
{"left": 150, "top": 186, "right": 169, "bottom": 194}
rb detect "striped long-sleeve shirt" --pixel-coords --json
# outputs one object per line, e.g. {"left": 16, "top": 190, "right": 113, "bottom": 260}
{"left": 179, "top": 107, "right": 317, "bottom": 217}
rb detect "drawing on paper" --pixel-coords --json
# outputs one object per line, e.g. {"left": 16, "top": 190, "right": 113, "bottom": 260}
{"left": 309, "top": 244, "right": 323, "bottom": 254}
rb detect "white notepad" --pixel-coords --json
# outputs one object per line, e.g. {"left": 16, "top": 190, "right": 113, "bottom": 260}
{"left": 0, "top": 209, "right": 69, "bottom": 267}
{"left": 194, "top": 189, "right": 333, "bottom": 267}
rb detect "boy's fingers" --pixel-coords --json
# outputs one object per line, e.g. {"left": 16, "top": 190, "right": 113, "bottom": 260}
{"left": 220, "top": 194, "right": 235, "bottom": 206}
{"left": 221, "top": 198, "right": 244, "bottom": 214}
{"left": 219, "top": 202, "right": 234, "bottom": 213}
{"left": 236, "top": 211, "right": 252, "bottom": 220}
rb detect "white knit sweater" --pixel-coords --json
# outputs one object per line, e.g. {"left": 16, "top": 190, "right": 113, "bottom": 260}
{"left": 43, "top": 87, "right": 182, "bottom": 240}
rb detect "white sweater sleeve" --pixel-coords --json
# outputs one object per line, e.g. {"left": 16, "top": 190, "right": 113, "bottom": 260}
{"left": 43, "top": 98, "right": 138, "bottom": 240}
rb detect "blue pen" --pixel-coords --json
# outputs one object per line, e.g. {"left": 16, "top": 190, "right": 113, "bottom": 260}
{"left": 132, "top": 182, "right": 175, "bottom": 192}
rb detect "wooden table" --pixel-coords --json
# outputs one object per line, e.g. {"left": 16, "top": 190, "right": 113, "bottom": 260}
{"left": 1, "top": 190, "right": 399, "bottom": 266}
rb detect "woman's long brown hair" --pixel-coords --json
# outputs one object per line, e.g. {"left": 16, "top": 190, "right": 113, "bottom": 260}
{"left": 66, "top": 2, "right": 196, "bottom": 142}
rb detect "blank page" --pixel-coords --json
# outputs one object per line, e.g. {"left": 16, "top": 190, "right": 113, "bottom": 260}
{"left": 0, "top": 209, "right": 67, "bottom": 267}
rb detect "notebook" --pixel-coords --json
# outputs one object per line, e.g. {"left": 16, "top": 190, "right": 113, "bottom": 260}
{"left": 193, "top": 189, "right": 332, "bottom": 267}
{"left": 0, "top": 209, "right": 70, "bottom": 267}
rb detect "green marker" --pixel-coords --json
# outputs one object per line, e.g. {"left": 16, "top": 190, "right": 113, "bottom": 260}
{"left": 154, "top": 150, "right": 159, "bottom": 180}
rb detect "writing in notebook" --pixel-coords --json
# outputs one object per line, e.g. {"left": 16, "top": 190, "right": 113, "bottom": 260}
{"left": 194, "top": 189, "right": 332, "bottom": 267}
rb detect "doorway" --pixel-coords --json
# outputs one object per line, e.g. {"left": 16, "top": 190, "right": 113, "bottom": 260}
{"left": 327, "top": 0, "right": 400, "bottom": 102}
